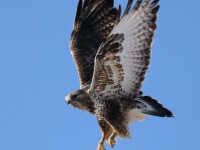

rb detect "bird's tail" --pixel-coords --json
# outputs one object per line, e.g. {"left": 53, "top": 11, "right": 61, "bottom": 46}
{"left": 134, "top": 95, "right": 174, "bottom": 117}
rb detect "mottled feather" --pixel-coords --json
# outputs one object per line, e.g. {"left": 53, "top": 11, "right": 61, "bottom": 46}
{"left": 89, "top": 0, "right": 160, "bottom": 99}
{"left": 70, "top": 0, "right": 121, "bottom": 88}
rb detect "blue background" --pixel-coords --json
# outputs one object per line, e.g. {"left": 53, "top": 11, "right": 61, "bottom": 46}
{"left": 1, "top": 0, "right": 199, "bottom": 150}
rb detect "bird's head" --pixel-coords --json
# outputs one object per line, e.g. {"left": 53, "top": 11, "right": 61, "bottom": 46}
{"left": 65, "top": 89, "right": 95, "bottom": 114}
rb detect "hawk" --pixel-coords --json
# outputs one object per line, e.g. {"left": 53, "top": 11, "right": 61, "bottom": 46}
{"left": 65, "top": 0, "right": 173, "bottom": 150}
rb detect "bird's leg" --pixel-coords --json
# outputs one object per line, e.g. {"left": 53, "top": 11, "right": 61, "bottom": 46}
{"left": 98, "top": 131, "right": 106, "bottom": 150}
{"left": 97, "top": 122, "right": 117, "bottom": 148}
{"left": 108, "top": 132, "right": 117, "bottom": 148}
{"left": 97, "top": 118, "right": 114, "bottom": 150}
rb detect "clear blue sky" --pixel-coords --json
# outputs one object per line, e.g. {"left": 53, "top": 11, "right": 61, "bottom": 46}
{"left": 0, "top": 0, "right": 199, "bottom": 150}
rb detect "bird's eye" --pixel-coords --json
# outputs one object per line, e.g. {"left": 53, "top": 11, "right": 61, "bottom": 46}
{"left": 72, "top": 94, "right": 78, "bottom": 99}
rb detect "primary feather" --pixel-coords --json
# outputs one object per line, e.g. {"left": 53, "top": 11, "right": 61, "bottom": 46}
{"left": 70, "top": 0, "right": 121, "bottom": 88}
{"left": 89, "top": 0, "right": 159, "bottom": 99}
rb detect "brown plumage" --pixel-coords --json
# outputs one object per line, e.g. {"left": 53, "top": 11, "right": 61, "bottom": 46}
{"left": 70, "top": 0, "right": 121, "bottom": 88}
{"left": 66, "top": 1, "right": 173, "bottom": 150}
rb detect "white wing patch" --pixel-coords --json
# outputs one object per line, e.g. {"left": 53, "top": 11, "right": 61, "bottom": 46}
{"left": 89, "top": 0, "right": 159, "bottom": 99}
{"left": 110, "top": 1, "right": 159, "bottom": 98}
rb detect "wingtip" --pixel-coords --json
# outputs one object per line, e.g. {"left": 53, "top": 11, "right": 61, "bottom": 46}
{"left": 74, "top": 0, "right": 83, "bottom": 25}
{"left": 123, "top": 0, "right": 134, "bottom": 16}
{"left": 132, "top": 0, "right": 143, "bottom": 11}
{"left": 151, "top": 0, "right": 160, "bottom": 8}
{"left": 153, "top": 0, "right": 160, "bottom": 4}
{"left": 116, "top": 4, "right": 122, "bottom": 24}
{"left": 152, "top": 5, "right": 160, "bottom": 14}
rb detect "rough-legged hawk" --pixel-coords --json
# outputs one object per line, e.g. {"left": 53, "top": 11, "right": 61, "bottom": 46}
{"left": 66, "top": 0, "right": 173, "bottom": 150}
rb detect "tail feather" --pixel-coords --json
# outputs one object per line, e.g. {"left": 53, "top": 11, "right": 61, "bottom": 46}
{"left": 134, "top": 96, "right": 174, "bottom": 117}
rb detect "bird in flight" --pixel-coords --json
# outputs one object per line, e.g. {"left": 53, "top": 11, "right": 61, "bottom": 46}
{"left": 66, "top": 0, "right": 173, "bottom": 150}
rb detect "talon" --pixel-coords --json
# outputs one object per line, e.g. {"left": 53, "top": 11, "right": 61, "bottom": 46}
{"left": 108, "top": 132, "right": 117, "bottom": 148}
{"left": 108, "top": 139, "right": 116, "bottom": 148}
{"left": 98, "top": 143, "right": 106, "bottom": 150}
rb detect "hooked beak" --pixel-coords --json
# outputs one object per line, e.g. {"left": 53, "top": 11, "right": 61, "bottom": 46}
{"left": 67, "top": 99, "right": 71, "bottom": 105}
{"left": 65, "top": 95, "right": 71, "bottom": 105}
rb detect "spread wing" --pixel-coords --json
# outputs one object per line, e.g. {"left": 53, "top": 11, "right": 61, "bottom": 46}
{"left": 89, "top": 0, "right": 160, "bottom": 99}
{"left": 70, "top": 0, "right": 121, "bottom": 88}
